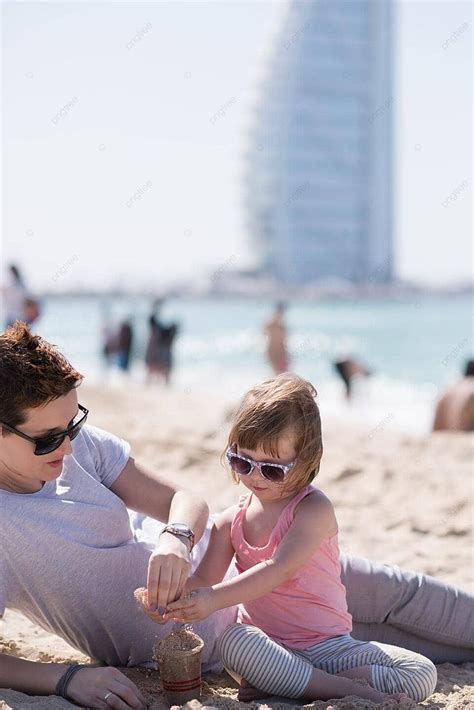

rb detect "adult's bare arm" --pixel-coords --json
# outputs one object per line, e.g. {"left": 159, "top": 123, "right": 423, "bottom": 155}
{"left": 0, "top": 654, "right": 146, "bottom": 709}
{"left": 110, "top": 456, "right": 209, "bottom": 613}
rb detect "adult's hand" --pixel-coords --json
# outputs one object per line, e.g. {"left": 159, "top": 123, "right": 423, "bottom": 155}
{"left": 146, "top": 532, "right": 192, "bottom": 618}
{"left": 67, "top": 666, "right": 147, "bottom": 709}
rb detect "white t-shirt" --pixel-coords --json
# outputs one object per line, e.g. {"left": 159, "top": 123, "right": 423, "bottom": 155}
{"left": 0, "top": 425, "right": 236, "bottom": 670}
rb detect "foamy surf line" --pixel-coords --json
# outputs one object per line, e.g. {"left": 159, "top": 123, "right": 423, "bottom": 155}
{"left": 80, "top": 365, "right": 437, "bottom": 437}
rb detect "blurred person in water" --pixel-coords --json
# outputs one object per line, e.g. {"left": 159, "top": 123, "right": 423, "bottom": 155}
{"left": 433, "top": 359, "right": 474, "bottom": 432}
{"left": 333, "top": 356, "right": 372, "bottom": 401}
{"left": 263, "top": 301, "right": 289, "bottom": 374}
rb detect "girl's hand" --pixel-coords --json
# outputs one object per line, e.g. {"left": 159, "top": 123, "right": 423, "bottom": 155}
{"left": 164, "top": 587, "right": 217, "bottom": 623}
{"left": 67, "top": 666, "right": 147, "bottom": 709}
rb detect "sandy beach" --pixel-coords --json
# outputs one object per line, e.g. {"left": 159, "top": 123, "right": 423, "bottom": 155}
{"left": 1, "top": 383, "right": 473, "bottom": 709}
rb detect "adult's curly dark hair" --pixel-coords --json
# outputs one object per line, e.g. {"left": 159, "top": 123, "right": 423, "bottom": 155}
{"left": 0, "top": 322, "right": 83, "bottom": 428}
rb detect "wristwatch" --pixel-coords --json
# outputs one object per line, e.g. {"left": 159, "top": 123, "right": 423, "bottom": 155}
{"left": 160, "top": 523, "right": 195, "bottom": 551}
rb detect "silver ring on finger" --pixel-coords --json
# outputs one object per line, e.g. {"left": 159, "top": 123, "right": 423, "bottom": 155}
{"left": 104, "top": 691, "right": 114, "bottom": 703}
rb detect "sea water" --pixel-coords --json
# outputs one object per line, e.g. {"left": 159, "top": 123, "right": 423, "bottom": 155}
{"left": 24, "top": 293, "right": 473, "bottom": 436}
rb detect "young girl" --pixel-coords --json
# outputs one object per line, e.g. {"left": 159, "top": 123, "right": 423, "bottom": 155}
{"left": 164, "top": 374, "right": 437, "bottom": 704}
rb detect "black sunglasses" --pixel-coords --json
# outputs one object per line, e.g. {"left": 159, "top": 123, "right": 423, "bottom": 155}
{"left": 1, "top": 404, "right": 89, "bottom": 456}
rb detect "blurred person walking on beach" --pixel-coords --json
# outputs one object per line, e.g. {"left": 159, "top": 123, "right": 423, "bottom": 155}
{"left": 145, "top": 314, "right": 160, "bottom": 380}
{"left": 100, "top": 310, "right": 134, "bottom": 374}
{"left": 102, "top": 326, "right": 117, "bottom": 368}
{"left": 0, "top": 325, "right": 473, "bottom": 708}
{"left": 1, "top": 264, "right": 40, "bottom": 329}
{"left": 433, "top": 359, "right": 474, "bottom": 431}
{"left": 101, "top": 309, "right": 118, "bottom": 370}
{"left": 263, "top": 301, "right": 289, "bottom": 374}
{"left": 333, "top": 356, "right": 372, "bottom": 401}
{"left": 116, "top": 320, "right": 134, "bottom": 372}
{"left": 145, "top": 305, "right": 178, "bottom": 385}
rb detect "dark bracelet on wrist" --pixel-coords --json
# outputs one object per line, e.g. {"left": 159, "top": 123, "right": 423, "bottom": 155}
{"left": 55, "top": 664, "right": 90, "bottom": 699}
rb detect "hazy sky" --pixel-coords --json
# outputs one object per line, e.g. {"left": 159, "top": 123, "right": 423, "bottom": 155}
{"left": 2, "top": 0, "right": 472, "bottom": 292}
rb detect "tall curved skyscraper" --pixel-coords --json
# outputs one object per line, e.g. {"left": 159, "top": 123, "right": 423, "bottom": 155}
{"left": 245, "top": 0, "right": 394, "bottom": 285}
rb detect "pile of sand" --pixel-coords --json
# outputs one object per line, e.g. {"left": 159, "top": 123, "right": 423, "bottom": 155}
{"left": 1, "top": 384, "right": 472, "bottom": 709}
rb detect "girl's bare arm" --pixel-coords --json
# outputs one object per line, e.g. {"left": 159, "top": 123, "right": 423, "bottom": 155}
{"left": 167, "top": 491, "right": 337, "bottom": 619}
{"left": 185, "top": 505, "right": 237, "bottom": 589}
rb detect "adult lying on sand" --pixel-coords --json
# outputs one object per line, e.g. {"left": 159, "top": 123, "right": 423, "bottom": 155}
{"left": 0, "top": 324, "right": 473, "bottom": 710}
{"left": 433, "top": 359, "right": 474, "bottom": 431}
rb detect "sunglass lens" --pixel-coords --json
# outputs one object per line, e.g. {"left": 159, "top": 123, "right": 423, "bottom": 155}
{"left": 261, "top": 465, "right": 286, "bottom": 483}
{"left": 69, "top": 417, "right": 86, "bottom": 442}
{"left": 229, "top": 455, "right": 252, "bottom": 476}
{"left": 35, "top": 436, "right": 65, "bottom": 456}
{"left": 33, "top": 409, "right": 88, "bottom": 455}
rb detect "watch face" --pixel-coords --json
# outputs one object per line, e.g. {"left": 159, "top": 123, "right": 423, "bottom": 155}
{"left": 168, "top": 524, "right": 193, "bottom": 538}
{"left": 172, "top": 524, "right": 191, "bottom": 534}
{"left": 163, "top": 524, "right": 195, "bottom": 550}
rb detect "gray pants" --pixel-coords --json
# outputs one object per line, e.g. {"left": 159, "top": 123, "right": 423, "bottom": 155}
{"left": 340, "top": 553, "right": 474, "bottom": 663}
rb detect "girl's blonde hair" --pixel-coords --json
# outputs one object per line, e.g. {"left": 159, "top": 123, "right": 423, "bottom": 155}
{"left": 225, "top": 373, "right": 323, "bottom": 495}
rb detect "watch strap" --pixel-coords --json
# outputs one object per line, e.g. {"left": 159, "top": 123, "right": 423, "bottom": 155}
{"left": 160, "top": 524, "right": 195, "bottom": 550}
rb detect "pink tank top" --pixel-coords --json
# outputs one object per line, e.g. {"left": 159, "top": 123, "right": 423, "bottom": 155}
{"left": 230, "top": 485, "right": 352, "bottom": 650}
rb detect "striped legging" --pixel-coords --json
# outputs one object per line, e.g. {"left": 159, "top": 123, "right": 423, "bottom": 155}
{"left": 218, "top": 624, "right": 437, "bottom": 703}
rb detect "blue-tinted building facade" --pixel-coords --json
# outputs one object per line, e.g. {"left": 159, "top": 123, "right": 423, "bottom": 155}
{"left": 245, "top": 0, "right": 394, "bottom": 284}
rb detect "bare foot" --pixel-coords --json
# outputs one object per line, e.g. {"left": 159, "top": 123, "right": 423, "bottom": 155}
{"left": 389, "top": 693, "right": 409, "bottom": 704}
{"left": 362, "top": 687, "right": 408, "bottom": 704}
{"left": 237, "top": 679, "right": 272, "bottom": 702}
{"left": 237, "top": 677, "right": 409, "bottom": 705}
{"left": 373, "top": 691, "right": 408, "bottom": 704}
